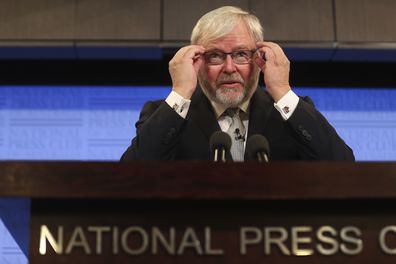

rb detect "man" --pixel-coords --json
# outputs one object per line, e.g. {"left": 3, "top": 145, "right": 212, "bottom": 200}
{"left": 121, "top": 6, "right": 354, "bottom": 161}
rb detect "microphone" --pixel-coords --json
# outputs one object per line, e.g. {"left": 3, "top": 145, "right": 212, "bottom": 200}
{"left": 209, "top": 131, "right": 232, "bottom": 162}
{"left": 246, "top": 134, "right": 270, "bottom": 162}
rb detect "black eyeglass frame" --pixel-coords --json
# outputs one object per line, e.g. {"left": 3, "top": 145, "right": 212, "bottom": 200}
{"left": 202, "top": 48, "right": 259, "bottom": 65}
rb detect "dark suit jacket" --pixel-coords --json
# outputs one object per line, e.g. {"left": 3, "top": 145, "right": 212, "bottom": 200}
{"left": 121, "top": 87, "right": 354, "bottom": 161}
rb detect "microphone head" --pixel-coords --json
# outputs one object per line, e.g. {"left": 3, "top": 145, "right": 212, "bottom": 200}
{"left": 246, "top": 134, "right": 270, "bottom": 160}
{"left": 209, "top": 131, "right": 232, "bottom": 153}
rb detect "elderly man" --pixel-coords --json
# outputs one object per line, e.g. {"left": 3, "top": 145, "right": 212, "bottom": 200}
{"left": 121, "top": 6, "right": 354, "bottom": 161}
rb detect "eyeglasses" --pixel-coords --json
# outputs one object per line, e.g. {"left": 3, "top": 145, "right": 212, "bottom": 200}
{"left": 203, "top": 49, "right": 257, "bottom": 65}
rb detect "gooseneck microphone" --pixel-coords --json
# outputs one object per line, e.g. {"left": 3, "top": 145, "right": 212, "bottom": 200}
{"left": 246, "top": 134, "right": 270, "bottom": 162}
{"left": 209, "top": 131, "right": 232, "bottom": 162}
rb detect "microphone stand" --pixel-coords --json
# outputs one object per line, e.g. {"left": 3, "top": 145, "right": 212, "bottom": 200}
{"left": 257, "top": 152, "right": 269, "bottom": 163}
{"left": 214, "top": 147, "right": 226, "bottom": 162}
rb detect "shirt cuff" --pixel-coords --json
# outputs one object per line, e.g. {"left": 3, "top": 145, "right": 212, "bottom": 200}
{"left": 274, "top": 90, "right": 300, "bottom": 120}
{"left": 165, "top": 91, "right": 191, "bottom": 119}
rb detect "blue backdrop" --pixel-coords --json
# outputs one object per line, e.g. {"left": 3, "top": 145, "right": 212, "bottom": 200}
{"left": 0, "top": 85, "right": 396, "bottom": 263}
{"left": 0, "top": 85, "right": 395, "bottom": 161}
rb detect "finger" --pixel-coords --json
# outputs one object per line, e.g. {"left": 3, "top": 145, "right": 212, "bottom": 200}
{"left": 192, "top": 51, "right": 204, "bottom": 62}
{"left": 176, "top": 45, "right": 204, "bottom": 55}
{"left": 256, "top": 43, "right": 276, "bottom": 61}
{"left": 254, "top": 46, "right": 278, "bottom": 71}
{"left": 254, "top": 55, "right": 266, "bottom": 69}
{"left": 253, "top": 46, "right": 266, "bottom": 62}
{"left": 172, "top": 45, "right": 204, "bottom": 63}
{"left": 182, "top": 45, "right": 205, "bottom": 60}
{"left": 193, "top": 56, "right": 204, "bottom": 72}
{"left": 170, "top": 46, "right": 205, "bottom": 70}
{"left": 268, "top": 43, "right": 289, "bottom": 64}
{"left": 256, "top": 46, "right": 276, "bottom": 64}
{"left": 257, "top": 42, "right": 288, "bottom": 63}
{"left": 257, "top": 41, "right": 282, "bottom": 51}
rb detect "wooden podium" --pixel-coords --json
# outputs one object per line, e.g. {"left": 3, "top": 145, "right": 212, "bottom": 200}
{"left": 1, "top": 161, "right": 396, "bottom": 263}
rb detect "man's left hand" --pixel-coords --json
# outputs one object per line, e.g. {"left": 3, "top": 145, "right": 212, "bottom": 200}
{"left": 254, "top": 41, "right": 291, "bottom": 103}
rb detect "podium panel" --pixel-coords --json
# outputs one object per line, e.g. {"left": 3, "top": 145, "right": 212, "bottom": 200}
{"left": 1, "top": 162, "right": 396, "bottom": 263}
{"left": 30, "top": 199, "right": 396, "bottom": 263}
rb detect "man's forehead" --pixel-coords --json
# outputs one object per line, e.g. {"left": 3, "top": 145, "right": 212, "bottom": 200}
{"left": 201, "top": 21, "right": 256, "bottom": 49}
{"left": 204, "top": 41, "right": 255, "bottom": 51}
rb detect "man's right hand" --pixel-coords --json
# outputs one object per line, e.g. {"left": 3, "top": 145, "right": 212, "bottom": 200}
{"left": 168, "top": 45, "right": 205, "bottom": 99}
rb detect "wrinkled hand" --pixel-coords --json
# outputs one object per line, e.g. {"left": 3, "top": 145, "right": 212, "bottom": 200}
{"left": 168, "top": 45, "right": 205, "bottom": 99}
{"left": 254, "top": 42, "right": 291, "bottom": 102}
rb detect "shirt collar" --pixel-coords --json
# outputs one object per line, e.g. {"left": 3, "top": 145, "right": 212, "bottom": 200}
{"left": 210, "top": 99, "right": 250, "bottom": 118}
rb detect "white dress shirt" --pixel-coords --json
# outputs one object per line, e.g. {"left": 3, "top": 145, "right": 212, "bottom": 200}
{"left": 165, "top": 89, "right": 300, "bottom": 124}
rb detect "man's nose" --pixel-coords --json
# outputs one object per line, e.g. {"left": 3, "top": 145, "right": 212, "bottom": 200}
{"left": 223, "top": 54, "right": 237, "bottom": 73}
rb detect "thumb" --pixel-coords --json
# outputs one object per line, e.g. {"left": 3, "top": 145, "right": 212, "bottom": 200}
{"left": 193, "top": 57, "right": 204, "bottom": 73}
{"left": 254, "top": 56, "right": 266, "bottom": 71}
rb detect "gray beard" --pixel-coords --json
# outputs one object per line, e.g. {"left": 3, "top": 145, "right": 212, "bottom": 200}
{"left": 213, "top": 86, "right": 247, "bottom": 107}
{"left": 198, "top": 72, "right": 259, "bottom": 108}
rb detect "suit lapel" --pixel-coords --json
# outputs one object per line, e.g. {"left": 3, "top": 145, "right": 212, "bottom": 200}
{"left": 187, "top": 88, "right": 221, "bottom": 141}
{"left": 187, "top": 88, "right": 232, "bottom": 160}
{"left": 247, "top": 87, "right": 274, "bottom": 138}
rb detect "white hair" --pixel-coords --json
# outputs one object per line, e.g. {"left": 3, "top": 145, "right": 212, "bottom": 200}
{"left": 191, "top": 6, "right": 264, "bottom": 46}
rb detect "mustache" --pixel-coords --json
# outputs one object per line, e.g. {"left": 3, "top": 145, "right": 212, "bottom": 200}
{"left": 216, "top": 73, "right": 244, "bottom": 85}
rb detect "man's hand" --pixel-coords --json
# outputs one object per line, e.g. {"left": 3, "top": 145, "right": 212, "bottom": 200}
{"left": 168, "top": 45, "right": 205, "bottom": 99}
{"left": 254, "top": 42, "right": 291, "bottom": 103}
